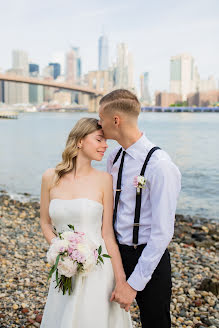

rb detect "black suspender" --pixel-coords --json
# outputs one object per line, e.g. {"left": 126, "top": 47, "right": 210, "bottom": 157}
{"left": 132, "top": 146, "right": 160, "bottom": 247}
{"left": 113, "top": 150, "right": 126, "bottom": 227}
{"left": 112, "top": 146, "right": 161, "bottom": 247}
{"left": 113, "top": 147, "right": 122, "bottom": 165}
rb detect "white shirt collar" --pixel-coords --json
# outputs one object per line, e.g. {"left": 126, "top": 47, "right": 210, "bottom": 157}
{"left": 122, "top": 133, "right": 152, "bottom": 160}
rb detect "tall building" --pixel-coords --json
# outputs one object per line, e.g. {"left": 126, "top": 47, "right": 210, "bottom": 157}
{"left": 98, "top": 35, "right": 109, "bottom": 71}
{"left": 0, "top": 81, "right": 4, "bottom": 103}
{"left": 65, "top": 47, "right": 81, "bottom": 84}
{"left": 4, "top": 50, "right": 29, "bottom": 104}
{"left": 115, "top": 43, "right": 134, "bottom": 90}
{"left": 51, "top": 52, "right": 65, "bottom": 75}
{"left": 12, "top": 50, "right": 28, "bottom": 75}
{"left": 140, "top": 72, "right": 151, "bottom": 104}
{"left": 170, "top": 53, "right": 197, "bottom": 101}
{"left": 4, "top": 69, "right": 29, "bottom": 104}
{"left": 155, "top": 91, "right": 182, "bottom": 107}
{"left": 187, "top": 90, "right": 219, "bottom": 106}
{"left": 198, "top": 76, "right": 217, "bottom": 92}
{"left": 87, "top": 70, "right": 113, "bottom": 93}
{"left": 29, "top": 63, "right": 43, "bottom": 105}
{"left": 29, "top": 64, "right": 39, "bottom": 74}
{"left": 49, "top": 63, "right": 61, "bottom": 79}
{"left": 43, "top": 65, "right": 54, "bottom": 78}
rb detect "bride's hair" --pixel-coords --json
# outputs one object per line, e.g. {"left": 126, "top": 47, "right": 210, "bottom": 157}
{"left": 52, "top": 117, "right": 102, "bottom": 187}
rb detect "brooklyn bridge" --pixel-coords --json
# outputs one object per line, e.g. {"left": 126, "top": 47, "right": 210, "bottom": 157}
{"left": 0, "top": 73, "right": 104, "bottom": 112}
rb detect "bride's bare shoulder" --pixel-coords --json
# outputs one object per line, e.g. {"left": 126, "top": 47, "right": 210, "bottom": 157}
{"left": 42, "top": 168, "right": 56, "bottom": 184}
{"left": 94, "top": 169, "right": 112, "bottom": 185}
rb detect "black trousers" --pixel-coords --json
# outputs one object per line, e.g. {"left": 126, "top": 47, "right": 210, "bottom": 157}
{"left": 119, "top": 244, "right": 172, "bottom": 328}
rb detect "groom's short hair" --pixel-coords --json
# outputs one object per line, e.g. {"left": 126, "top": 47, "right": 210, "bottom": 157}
{"left": 99, "top": 89, "right": 141, "bottom": 117}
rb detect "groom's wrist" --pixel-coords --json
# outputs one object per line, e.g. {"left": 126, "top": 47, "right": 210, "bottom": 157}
{"left": 127, "top": 281, "right": 137, "bottom": 293}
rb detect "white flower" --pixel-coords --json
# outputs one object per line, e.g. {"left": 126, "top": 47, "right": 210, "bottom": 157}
{"left": 47, "top": 239, "right": 69, "bottom": 265}
{"left": 61, "top": 231, "right": 75, "bottom": 241}
{"left": 137, "top": 176, "right": 146, "bottom": 185}
{"left": 57, "top": 257, "right": 77, "bottom": 277}
{"left": 47, "top": 247, "right": 59, "bottom": 265}
{"left": 83, "top": 255, "right": 96, "bottom": 273}
{"left": 77, "top": 242, "right": 92, "bottom": 258}
{"left": 76, "top": 239, "right": 97, "bottom": 273}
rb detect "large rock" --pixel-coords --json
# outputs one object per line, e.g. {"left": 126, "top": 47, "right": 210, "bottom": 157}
{"left": 198, "top": 278, "right": 219, "bottom": 296}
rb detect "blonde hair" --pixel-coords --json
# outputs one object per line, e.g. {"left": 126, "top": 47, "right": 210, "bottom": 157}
{"left": 52, "top": 117, "right": 101, "bottom": 187}
{"left": 100, "top": 89, "right": 141, "bottom": 117}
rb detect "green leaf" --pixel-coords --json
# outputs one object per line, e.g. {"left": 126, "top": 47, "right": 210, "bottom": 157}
{"left": 68, "top": 224, "right": 75, "bottom": 231}
{"left": 47, "top": 265, "right": 56, "bottom": 280}
{"left": 68, "top": 278, "right": 72, "bottom": 295}
{"left": 98, "top": 245, "right": 102, "bottom": 255}
{"left": 53, "top": 254, "right": 60, "bottom": 271}
{"left": 98, "top": 256, "right": 104, "bottom": 264}
{"left": 56, "top": 269, "right": 59, "bottom": 286}
{"left": 102, "top": 254, "right": 111, "bottom": 258}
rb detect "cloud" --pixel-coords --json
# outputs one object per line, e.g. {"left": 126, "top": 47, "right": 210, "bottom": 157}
{"left": 0, "top": 0, "right": 218, "bottom": 94}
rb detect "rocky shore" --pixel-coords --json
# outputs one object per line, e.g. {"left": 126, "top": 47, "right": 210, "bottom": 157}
{"left": 0, "top": 193, "right": 218, "bottom": 328}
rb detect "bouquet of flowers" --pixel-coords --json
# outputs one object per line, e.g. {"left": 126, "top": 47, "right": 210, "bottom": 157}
{"left": 47, "top": 224, "right": 111, "bottom": 295}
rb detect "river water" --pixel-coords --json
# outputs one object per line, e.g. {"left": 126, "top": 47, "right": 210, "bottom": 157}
{"left": 0, "top": 111, "right": 218, "bottom": 220}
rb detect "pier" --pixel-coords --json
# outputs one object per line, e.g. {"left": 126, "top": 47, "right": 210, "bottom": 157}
{"left": 141, "top": 106, "right": 219, "bottom": 113}
{"left": 0, "top": 111, "right": 18, "bottom": 119}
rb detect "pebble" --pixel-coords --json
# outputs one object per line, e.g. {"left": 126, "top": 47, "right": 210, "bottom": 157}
{"left": 0, "top": 194, "right": 218, "bottom": 327}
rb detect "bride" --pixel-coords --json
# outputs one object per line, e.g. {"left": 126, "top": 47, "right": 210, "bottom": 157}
{"left": 40, "top": 117, "right": 133, "bottom": 327}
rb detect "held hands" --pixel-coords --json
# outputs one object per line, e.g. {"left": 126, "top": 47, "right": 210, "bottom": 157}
{"left": 110, "top": 281, "right": 137, "bottom": 312}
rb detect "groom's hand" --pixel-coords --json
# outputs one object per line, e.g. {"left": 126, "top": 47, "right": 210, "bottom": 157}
{"left": 110, "top": 281, "right": 137, "bottom": 312}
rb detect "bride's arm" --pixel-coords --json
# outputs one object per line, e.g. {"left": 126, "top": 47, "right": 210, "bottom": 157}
{"left": 40, "top": 168, "right": 57, "bottom": 245}
{"left": 101, "top": 172, "right": 126, "bottom": 285}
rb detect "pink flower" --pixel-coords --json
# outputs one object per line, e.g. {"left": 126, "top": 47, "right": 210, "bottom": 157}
{"left": 94, "top": 250, "right": 98, "bottom": 262}
{"left": 69, "top": 249, "right": 86, "bottom": 263}
{"left": 133, "top": 176, "right": 138, "bottom": 187}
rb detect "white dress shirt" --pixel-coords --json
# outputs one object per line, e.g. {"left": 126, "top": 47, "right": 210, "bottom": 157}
{"left": 107, "top": 133, "right": 181, "bottom": 291}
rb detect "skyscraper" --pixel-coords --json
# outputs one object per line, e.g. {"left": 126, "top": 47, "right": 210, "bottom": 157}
{"left": 29, "top": 64, "right": 39, "bottom": 74}
{"left": 4, "top": 50, "right": 29, "bottom": 104}
{"left": 115, "top": 43, "right": 134, "bottom": 90}
{"left": 98, "top": 35, "right": 109, "bottom": 71}
{"left": 140, "top": 72, "right": 151, "bottom": 104}
{"left": 170, "top": 53, "right": 197, "bottom": 101}
{"left": 49, "top": 63, "right": 61, "bottom": 79}
{"left": 29, "top": 63, "right": 43, "bottom": 104}
{"left": 52, "top": 52, "right": 65, "bottom": 75}
{"left": 65, "top": 47, "right": 81, "bottom": 84}
{"left": 0, "top": 81, "right": 4, "bottom": 103}
{"left": 12, "top": 50, "right": 28, "bottom": 75}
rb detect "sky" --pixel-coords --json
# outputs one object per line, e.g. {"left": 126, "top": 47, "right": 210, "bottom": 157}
{"left": 0, "top": 0, "right": 218, "bottom": 96}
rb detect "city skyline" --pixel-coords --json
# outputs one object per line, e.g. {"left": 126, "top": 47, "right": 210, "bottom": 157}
{"left": 0, "top": 0, "right": 218, "bottom": 95}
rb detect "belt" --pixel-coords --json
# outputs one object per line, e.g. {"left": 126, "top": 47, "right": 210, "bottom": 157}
{"left": 118, "top": 243, "right": 147, "bottom": 250}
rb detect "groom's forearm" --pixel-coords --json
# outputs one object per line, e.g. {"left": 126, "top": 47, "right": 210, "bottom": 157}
{"left": 127, "top": 234, "right": 172, "bottom": 291}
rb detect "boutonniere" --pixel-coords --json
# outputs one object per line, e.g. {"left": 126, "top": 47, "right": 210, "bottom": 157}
{"left": 133, "top": 175, "right": 146, "bottom": 194}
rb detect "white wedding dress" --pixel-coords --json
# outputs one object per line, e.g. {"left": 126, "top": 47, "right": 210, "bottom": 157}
{"left": 40, "top": 198, "right": 133, "bottom": 328}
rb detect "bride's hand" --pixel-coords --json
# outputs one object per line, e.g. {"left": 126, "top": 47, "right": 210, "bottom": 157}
{"left": 110, "top": 281, "right": 137, "bottom": 312}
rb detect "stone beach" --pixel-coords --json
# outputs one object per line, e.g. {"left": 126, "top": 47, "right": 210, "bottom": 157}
{"left": 0, "top": 193, "right": 218, "bottom": 328}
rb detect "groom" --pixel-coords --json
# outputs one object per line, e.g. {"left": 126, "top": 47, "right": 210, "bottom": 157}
{"left": 98, "top": 89, "right": 181, "bottom": 328}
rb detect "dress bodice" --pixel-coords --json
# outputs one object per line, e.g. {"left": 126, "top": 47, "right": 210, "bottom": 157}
{"left": 42, "top": 198, "right": 133, "bottom": 328}
{"left": 49, "top": 198, "right": 104, "bottom": 243}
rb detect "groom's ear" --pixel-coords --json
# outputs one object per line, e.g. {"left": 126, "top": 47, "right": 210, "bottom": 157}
{"left": 113, "top": 115, "right": 120, "bottom": 126}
